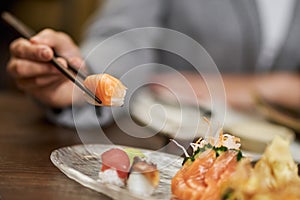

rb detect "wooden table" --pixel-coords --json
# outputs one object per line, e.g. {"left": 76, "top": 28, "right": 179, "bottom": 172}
{"left": 0, "top": 92, "right": 168, "bottom": 200}
{"left": 1, "top": 92, "right": 299, "bottom": 200}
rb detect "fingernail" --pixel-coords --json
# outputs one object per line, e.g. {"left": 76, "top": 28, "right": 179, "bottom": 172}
{"left": 70, "top": 58, "right": 81, "bottom": 67}
{"left": 30, "top": 36, "right": 41, "bottom": 44}
{"left": 40, "top": 48, "right": 50, "bottom": 59}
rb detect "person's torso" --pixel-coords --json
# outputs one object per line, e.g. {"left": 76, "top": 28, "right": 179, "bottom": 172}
{"left": 160, "top": 0, "right": 300, "bottom": 73}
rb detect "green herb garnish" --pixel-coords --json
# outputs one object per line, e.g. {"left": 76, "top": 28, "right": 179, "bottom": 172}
{"left": 237, "top": 150, "right": 243, "bottom": 161}
{"left": 182, "top": 144, "right": 213, "bottom": 165}
{"left": 213, "top": 146, "right": 228, "bottom": 157}
{"left": 221, "top": 188, "right": 234, "bottom": 200}
{"left": 182, "top": 144, "right": 232, "bottom": 165}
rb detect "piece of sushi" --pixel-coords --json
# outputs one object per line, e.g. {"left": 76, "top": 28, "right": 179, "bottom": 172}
{"left": 83, "top": 73, "right": 127, "bottom": 106}
{"left": 123, "top": 147, "right": 146, "bottom": 165}
{"left": 127, "top": 157, "right": 160, "bottom": 196}
{"left": 171, "top": 133, "right": 243, "bottom": 200}
{"left": 98, "top": 148, "right": 130, "bottom": 187}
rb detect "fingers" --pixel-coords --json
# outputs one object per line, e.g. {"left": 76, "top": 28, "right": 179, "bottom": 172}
{"left": 7, "top": 57, "right": 67, "bottom": 79}
{"left": 7, "top": 58, "right": 60, "bottom": 78}
{"left": 68, "top": 57, "right": 88, "bottom": 74}
{"left": 10, "top": 28, "right": 81, "bottom": 63}
{"left": 14, "top": 58, "right": 68, "bottom": 90}
{"left": 7, "top": 56, "right": 68, "bottom": 93}
{"left": 10, "top": 38, "right": 53, "bottom": 61}
{"left": 30, "top": 29, "right": 80, "bottom": 58}
{"left": 16, "top": 75, "right": 63, "bottom": 90}
{"left": 8, "top": 28, "right": 84, "bottom": 80}
{"left": 68, "top": 57, "right": 84, "bottom": 69}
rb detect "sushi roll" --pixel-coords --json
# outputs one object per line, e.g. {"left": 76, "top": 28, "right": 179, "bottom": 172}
{"left": 127, "top": 157, "right": 159, "bottom": 196}
{"left": 83, "top": 73, "right": 127, "bottom": 106}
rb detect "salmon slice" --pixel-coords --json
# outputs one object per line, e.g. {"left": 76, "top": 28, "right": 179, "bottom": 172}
{"left": 202, "top": 150, "right": 238, "bottom": 199}
{"left": 171, "top": 150, "right": 216, "bottom": 200}
{"left": 205, "top": 151, "right": 238, "bottom": 185}
{"left": 172, "top": 150, "right": 240, "bottom": 200}
{"left": 83, "top": 73, "right": 127, "bottom": 106}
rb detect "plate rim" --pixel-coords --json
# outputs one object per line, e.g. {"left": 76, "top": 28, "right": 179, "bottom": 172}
{"left": 50, "top": 144, "right": 183, "bottom": 200}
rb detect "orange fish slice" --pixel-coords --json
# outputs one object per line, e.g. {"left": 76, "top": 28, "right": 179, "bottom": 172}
{"left": 171, "top": 150, "right": 239, "bottom": 200}
{"left": 83, "top": 73, "right": 127, "bottom": 106}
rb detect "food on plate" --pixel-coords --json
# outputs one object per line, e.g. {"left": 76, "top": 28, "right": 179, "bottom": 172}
{"left": 171, "top": 132, "right": 300, "bottom": 200}
{"left": 99, "top": 148, "right": 130, "bottom": 186}
{"left": 221, "top": 136, "right": 300, "bottom": 200}
{"left": 127, "top": 157, "right": 160, "bottom": 196}
{"left": 171, "top": 133, "right": 243, "bottom": 200}
{"left": 83, "top": 73, "right": 127, "bottom": 106}
{"left": 124, "top": 147, "right": 146, "bottom": 165}
{"left": 98, "top": 147, "right": 159, "bottom": 196}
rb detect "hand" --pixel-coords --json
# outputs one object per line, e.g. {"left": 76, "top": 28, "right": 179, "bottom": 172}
{"left": 150, "top": 72, "right": 300, "bottom": 110}
{"left": 7, "top": 29, "right": 85, "bottom": 108}
{"left": 150, "top": 72, "right": 210, "bottom": 107}
{"left": 254, "top": 72, "right": 300, "bottom": 109}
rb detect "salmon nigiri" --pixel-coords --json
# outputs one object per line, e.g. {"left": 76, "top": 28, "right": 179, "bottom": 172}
{"left": 83, "top": 73, "right": 127, "bottom": 106}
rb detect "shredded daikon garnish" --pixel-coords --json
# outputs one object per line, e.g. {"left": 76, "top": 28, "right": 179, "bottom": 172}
{"left": 170, "top": 139, "right": 190, "bottom": 158}
{"left": 218, "top": 133, "right": 241, "bottom": 150}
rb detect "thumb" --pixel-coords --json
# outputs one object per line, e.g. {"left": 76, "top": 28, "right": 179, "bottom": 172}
{"left": 68, "top": 57, "right": 89, "bottom": 75}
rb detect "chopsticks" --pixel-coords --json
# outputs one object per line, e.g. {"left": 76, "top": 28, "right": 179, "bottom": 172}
{"left": 1, "top": 12, "right": 102, "bottom": 105}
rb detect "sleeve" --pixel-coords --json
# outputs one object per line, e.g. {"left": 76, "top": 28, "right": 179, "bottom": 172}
{"left": 46, "top": 0, "right": 166, "bottom": 128}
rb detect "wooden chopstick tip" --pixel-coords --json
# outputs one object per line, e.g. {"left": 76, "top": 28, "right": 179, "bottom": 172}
{"left": 1, "top": 11, "right": 10, "bottom": 21}
{"left": 1, "top": 11, "right": 17, "bottom": 23}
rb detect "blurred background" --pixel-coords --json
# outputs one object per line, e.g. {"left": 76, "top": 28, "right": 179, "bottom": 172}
{"left": 0, "top": 0, "right": 101, "bottom": 90}
{"left": 0, "top": 0, "right": 299, "bottom": 152}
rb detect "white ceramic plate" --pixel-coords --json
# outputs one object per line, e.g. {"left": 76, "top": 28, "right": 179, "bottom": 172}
{"left": 50, "top": 144, "right": 183, "bottom": 200}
